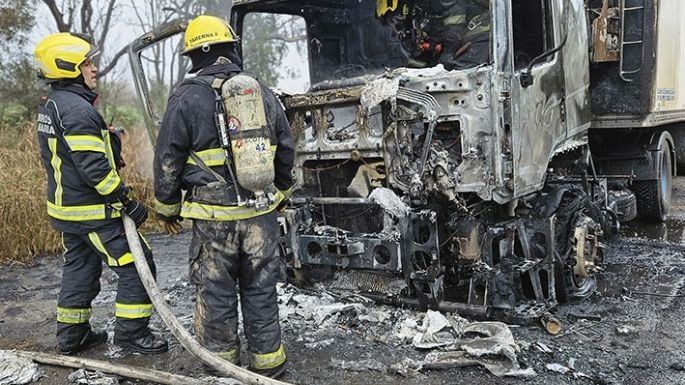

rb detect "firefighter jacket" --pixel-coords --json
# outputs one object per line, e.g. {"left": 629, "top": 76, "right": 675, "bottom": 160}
{"left": 37, "top": 82, "right": 126, "bottom": 234}
{"left": 153, "top": 60, "right": 296, "bottom": 221}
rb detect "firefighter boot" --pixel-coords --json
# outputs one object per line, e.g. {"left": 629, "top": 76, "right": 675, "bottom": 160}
{"left": 58, "top": 328, "right": 108, "bottom": 355}
{"left": 114, "top": 332, "right": 168, "bottom": 354}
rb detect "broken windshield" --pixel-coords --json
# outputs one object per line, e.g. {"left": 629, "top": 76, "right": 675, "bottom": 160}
{"left": 233, "top": 0, "right": 491, "bottom": 91}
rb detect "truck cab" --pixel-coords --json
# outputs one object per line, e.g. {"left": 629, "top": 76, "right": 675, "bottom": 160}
{"left": 129, "top": 0, "right": 683, "bottom": 321}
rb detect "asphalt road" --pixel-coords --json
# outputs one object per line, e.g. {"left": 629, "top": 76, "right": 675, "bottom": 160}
{"left": 2, "top": 179, "right": 685, "bottom": 385}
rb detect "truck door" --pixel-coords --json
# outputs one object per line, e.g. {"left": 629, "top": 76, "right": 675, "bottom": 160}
{"left": 508, "top": 0, "right": 568, "bottom": 196}
{"left": 563, "top": 0, "right": 592, "bottom": 140}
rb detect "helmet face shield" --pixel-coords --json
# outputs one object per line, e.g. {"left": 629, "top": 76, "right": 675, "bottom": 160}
{"left": 34, "top": 32, "right": 98, "bottom": 80}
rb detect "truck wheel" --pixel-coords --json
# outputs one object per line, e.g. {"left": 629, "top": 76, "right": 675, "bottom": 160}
{"left": 546, "top": 188, "right": 603, "bottom": 302}
{"left": 607, "top": 190, "right": 637, "bottom": 223}
{"left": 633, "top": 144, "right": 672, "bottom": 223}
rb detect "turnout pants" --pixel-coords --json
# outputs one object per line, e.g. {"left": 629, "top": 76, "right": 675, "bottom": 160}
{"left": 190, "top": 211, "right": 286, "bottom": 370}
{"left": 57, "top": 221, "right": 156, "bottom": 349}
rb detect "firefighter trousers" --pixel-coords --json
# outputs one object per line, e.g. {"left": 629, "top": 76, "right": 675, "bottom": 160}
{"left": 189, "top": 211, "right": 286, "bottom": 370}
{"left": 57, "top": 221, "right": 156, "bottom": 349}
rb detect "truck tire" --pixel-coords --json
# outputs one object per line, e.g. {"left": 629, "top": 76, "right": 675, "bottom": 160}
{"left": 633, "top": 143, "right": 672, "bottom": 223}
{"left": 543, "top": 187, "right": 603, "bottom": 303}
{"left": 607, "top": 190, "right": 637, "bottom": 223}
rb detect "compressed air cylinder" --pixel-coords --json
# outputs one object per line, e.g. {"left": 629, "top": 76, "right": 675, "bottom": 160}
{"left": 220, "top": 74, "right": 275, "bottom": 199}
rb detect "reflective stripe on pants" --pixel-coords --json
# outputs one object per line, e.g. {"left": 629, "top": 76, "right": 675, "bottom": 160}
{"left": 115, "top": 302, "right": 154, "bottom": 319}
{"left": 57, "top": 222, "right": 157, "bottom": 347}
{"left": 56, "top": 306, "right": 91, "bottom": 324}
{"left": 250, "top": 344, "right": 287, "bottom": 370}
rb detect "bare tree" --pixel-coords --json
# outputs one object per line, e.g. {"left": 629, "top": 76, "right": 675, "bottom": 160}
{"left": 41, "top": 0, "right": 127, "bottom": 78}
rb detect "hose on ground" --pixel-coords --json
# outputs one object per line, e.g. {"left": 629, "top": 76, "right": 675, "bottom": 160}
{"left": 122, "top": 215, "right": 293, "bottom": 385}
{"left": 10, "top": 350, "right": 212, "bottom": 385}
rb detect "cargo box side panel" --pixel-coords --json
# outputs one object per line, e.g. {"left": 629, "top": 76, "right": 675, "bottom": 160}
{"left": 589, "top": 0, "right": 657, "bottom": 117}
{"left": 653, "top": 0, "right": 685, "bottom": 116}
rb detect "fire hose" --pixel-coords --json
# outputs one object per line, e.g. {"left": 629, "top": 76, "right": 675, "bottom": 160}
{"left": 11, "top": 216, "right": 293, "bottom": 385}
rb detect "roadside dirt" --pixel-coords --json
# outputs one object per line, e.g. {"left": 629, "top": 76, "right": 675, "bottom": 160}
{"left": 3, "top": 180, "right": 685, "bottom": 385}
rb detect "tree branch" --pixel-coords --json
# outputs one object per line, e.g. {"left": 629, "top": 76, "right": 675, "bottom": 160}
{"left": 268, "top": 34, "right": 307, "bottom": 43}
{"left": 97, "top": 0, "right": 117, "bottom": 49}
{"left": 80, "top": 0, "right": 93, "bottom": 35}
{"left": 97, "top": 44, "right": 128, "bottom": 78}
{"left": 42, "top": 0, "right": 70, "bottom": 32}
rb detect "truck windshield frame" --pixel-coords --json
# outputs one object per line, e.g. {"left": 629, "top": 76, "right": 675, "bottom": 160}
{"left": 232, "top": 0, "right": 493, "bottom": 91}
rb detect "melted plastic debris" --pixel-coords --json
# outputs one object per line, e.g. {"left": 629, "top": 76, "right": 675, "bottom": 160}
{"left": 545, "top": 363, "right": 572, "bottom": 374}
{"left": 411, "top": 311, "right": 536, "bottom": 377}
{"left": 394, "top": 64, "right": 450, "bottom": 79}
{"left": 369, "top": 188, "right": 410, "bottom": 219}
{"left": 0, "top": 351, "right": 42, "bottom": 385}
{"left": 68, "top": 369, "right": 119, "bottom": 385}
{"left": 330, "top": 359, "right": 387, "bottom": 373}
{"left": 304, "top": 338, "right": 336, "bottom": 349}
{"left": 360, "top": 77, "right": 399, "bottom": 111}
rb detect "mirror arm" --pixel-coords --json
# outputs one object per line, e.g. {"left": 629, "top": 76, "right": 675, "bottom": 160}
{"left": 520, "top": 32, "right": 568, "bottom": 88}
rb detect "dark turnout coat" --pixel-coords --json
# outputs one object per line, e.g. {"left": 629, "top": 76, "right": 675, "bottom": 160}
{"left": 37, "top": 83, "right": 125, "bottom": 234}
{"left": 153, "top": 61, "right": 295, "bottom": 221}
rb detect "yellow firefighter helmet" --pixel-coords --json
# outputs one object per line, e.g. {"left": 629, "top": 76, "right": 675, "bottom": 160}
{"left": 376, "top": 0, "right": 399, "bottom": 17}
{"left": 34, "top": 32, "right": 99, "bottom": 80}
{"left": 183, "top": 15, "right": 239, "bottom": 55}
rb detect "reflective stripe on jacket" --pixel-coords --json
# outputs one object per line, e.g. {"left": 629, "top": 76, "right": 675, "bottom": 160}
{"left": 37, "top": 83, "right": 125, "bottom": 233}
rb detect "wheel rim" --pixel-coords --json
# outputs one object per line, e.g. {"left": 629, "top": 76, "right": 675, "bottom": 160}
{"left": 569, "top": 212, "right": 601, "bottom": 297}
{"left": 660, "top": 149, "right": 672, "bottom": 213}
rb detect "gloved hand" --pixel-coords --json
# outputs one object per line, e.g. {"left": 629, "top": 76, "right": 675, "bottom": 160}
{"left": 157, "top": 213, "right": 182, "bottom": 235}
{"left": 122, "top": 199, "right": 148, "bottom": 228}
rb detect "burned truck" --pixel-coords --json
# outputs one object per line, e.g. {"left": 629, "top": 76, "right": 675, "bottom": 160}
{"left": 129, "top": 0, "right": 685, "bottom": 321}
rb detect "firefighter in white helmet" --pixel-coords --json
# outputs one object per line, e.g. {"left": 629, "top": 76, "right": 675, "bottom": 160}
{"left": 153, "top": 15, "right": 295, "bottom": 379}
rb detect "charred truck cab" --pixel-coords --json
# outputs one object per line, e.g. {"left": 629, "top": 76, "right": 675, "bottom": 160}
{"left": 129, "top": 0, "right": 685, "bottom": 322}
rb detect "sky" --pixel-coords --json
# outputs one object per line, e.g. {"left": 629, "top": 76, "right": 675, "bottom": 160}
{"left": 30, "top": 2, "right": 309, "bottom": 94}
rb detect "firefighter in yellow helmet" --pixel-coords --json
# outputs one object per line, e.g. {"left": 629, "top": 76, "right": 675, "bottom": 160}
{"left": 377, "top": 0, "right": 491, "bottom": 70}
{"left": 34, "top": 32, "right": 168, "bottom": 355}
{"left": 153, "top": 15, "right": 295, "bottom": 379}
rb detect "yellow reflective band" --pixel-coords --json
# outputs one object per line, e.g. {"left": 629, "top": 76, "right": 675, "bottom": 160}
{"left": 118, "top": 252, "right": 134, "bottom": 266}
{"left": 88, "top": 232, "right": 118, "bottom": 266}
{"left": 47, "top": 201, "right": 120, "bottom": 221}
{"left": 65, "top": 134, "right": 106, "bottom": 153}
{"left": 250, "top": 345, "right": 286, "bottom": 370}
{"left": 216, "top": 349, "right": 240, "bottom": 364}
{"left": 48, "top": 138, "right": 63, "bottom": 206}
{"left": 155, "top": 199, "right": 182, "bottom": 217}
{"left": 443, "top": 14, "right": 466, "bottom": 26}
{"left": 97, "top": 171, "right": 121, "bottom": 196}
{"left": 138, "top": 232, "right": 151, "bottom": 250}
{"left": 115, "top": 303, "right": 153, "bottom": 319}
{"left": 57, "top": 306, "right": 91, "bottom": 324}
{"left": 181, "top": 190, "right": 285, "bottom": 221}
{"left": 103, "top": 131, "right": 116, "bottom": 170}
{"left": 270, "top": 145, "right": 277, "bottom": 161}
{"left": 187, "top": 148, "right": 226, "bottom": 167}
{"left": 95, "top": 168, "right": 121, "bottom": 196}
{"left": 278, "top": 187, "right": 293, "bottom": 201}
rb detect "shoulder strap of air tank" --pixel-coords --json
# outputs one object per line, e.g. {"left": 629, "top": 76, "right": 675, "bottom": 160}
{"left": 181, "top": 76, "right": 228, "bottom": 184}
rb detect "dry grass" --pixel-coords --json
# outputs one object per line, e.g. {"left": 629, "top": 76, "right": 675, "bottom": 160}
{"left": 0, "top": 123, "right": 158, "bottom": 263}
{"left": 0, "top": 123, "right": 61, "bottom": 263}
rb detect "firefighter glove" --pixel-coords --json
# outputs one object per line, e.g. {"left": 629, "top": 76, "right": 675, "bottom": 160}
{"left": 122, "top": 199, "right": 148, "bottom": 228}
{"left": 156, "top": 213, "right": 183, "bottom": 235}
